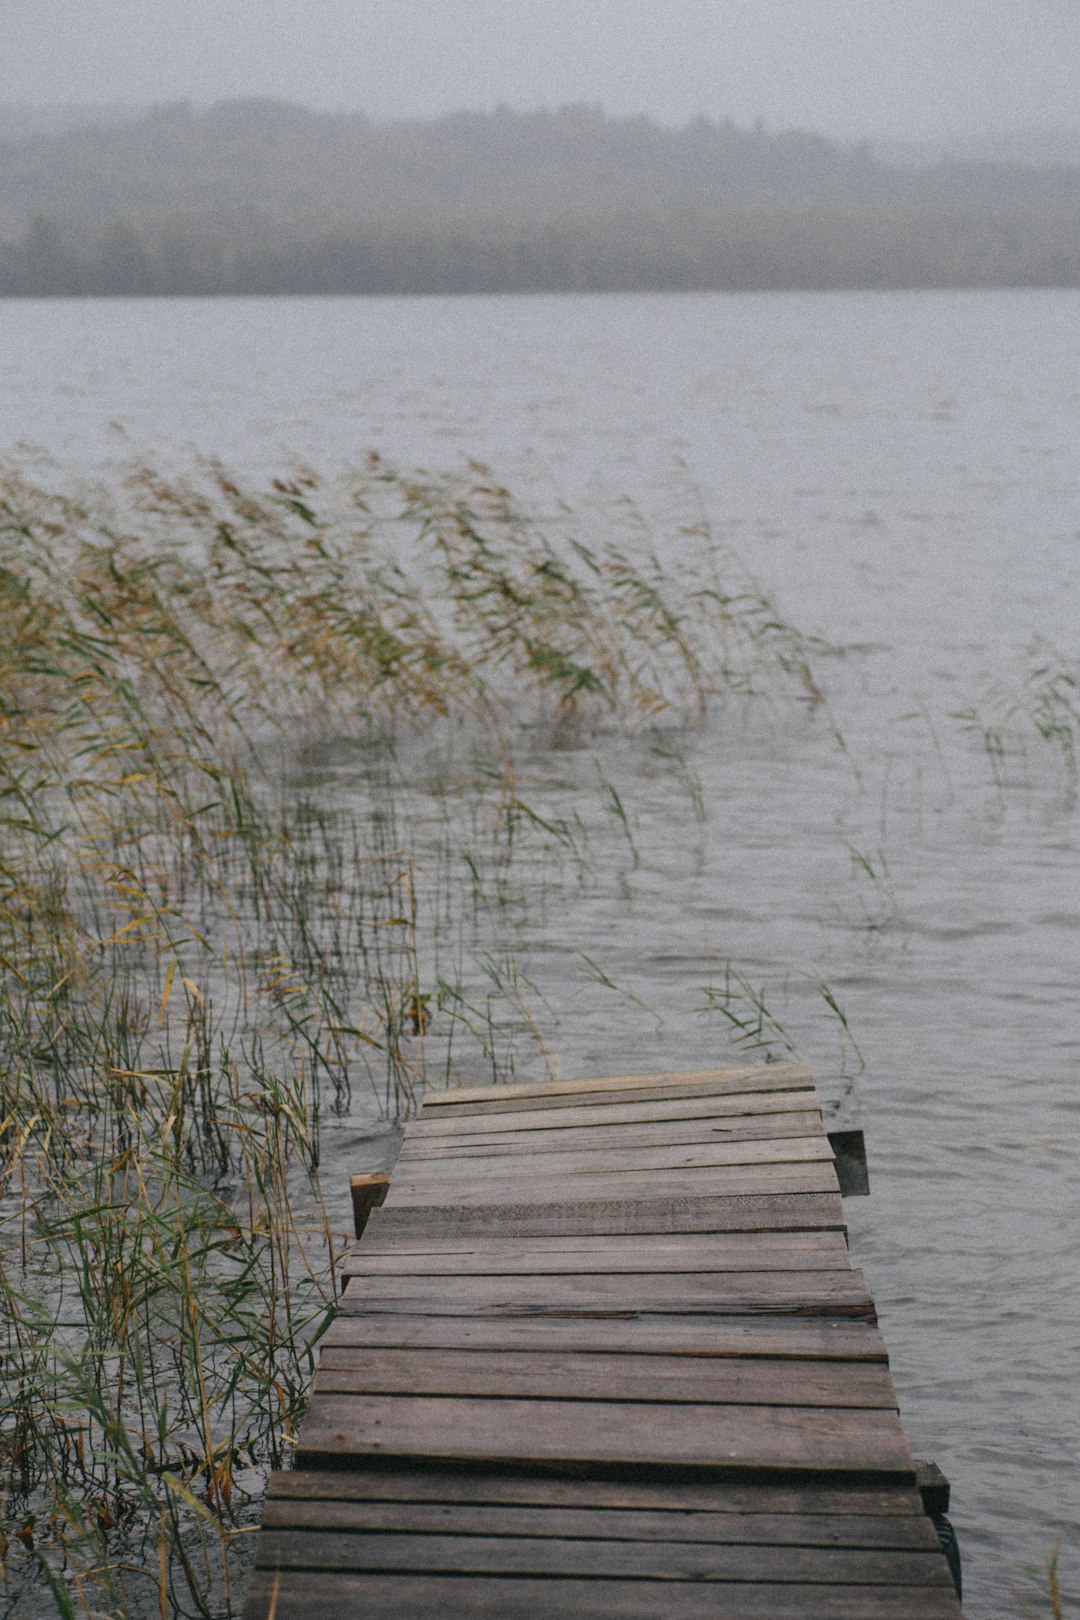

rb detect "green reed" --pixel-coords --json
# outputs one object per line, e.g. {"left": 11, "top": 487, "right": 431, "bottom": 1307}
{"left": 1015, "top": 1543, "right": 1070, "bottom": 1619}
{"left": 0, "top": 452, "right": 830, "bottom": 1617}
{"left": 952, "top": 636, "right": 1080, "bottom": 795}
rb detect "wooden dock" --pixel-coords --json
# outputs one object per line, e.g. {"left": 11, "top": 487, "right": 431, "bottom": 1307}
{"left": 242, "top": 1061, "right": 964, "bottom": 1618}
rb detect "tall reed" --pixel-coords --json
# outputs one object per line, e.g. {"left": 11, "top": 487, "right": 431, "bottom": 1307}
{"left": 0, "top": 453, "right": 828, "bottom": 1617}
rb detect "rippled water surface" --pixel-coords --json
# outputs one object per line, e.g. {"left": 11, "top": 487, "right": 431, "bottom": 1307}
{"left": 3, "top": 290, "right": 1079, "bottom": 1616}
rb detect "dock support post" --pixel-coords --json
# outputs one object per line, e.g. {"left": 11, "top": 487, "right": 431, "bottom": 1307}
{"left": 350, "top": 1172, "right": 390, "bottom": 1238}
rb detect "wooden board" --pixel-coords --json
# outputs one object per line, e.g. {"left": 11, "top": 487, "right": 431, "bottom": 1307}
{"left": 340, "top": 1268, "right": 876, "bottom": 1317}
{"left": 242, "top": 1065, "right": 964, "bottom": 1619}
{"left": 343, "top": 1230, "right": 853, "bottom": 1275}
{"left": 394, "top": 1136, "right": 834, "bottom": 1181}
{"left": 265, "top": 1470, "right": 927, "bottom": 1517}
{"left": 313, "top": 1348, "right": 899, "bottom": 1408}
{"left": 296, "top": 1392, "right": 915, "bottom": 1474}
{"left": 409, "top": 1088, "right": 822, "bottom": 1134}
{"left": 243, "top": 1571, "right": 964, "bottom": 1620}
{"left": 259, "top": 1496, "right": 939, "bottom": 1548}
{"left": 364, "top": 1191, "right": 848, "bottom": 1239}
{"left": 382, "top": 1162, "right": 841, "bottom": 1209}
{"left": 419, "top": 1082, "right": 820, "bottom": 1122}
{"left": 323, "top": 1313, "right": 889, "bottom": 1361}
{"left": 399, "top": 1110, "right": 827, "bottom": 1154}
{"left": 418, "top": 1063, "right": 813, "bottom": 1108}
{"left": 256, "top": 1530, "right": 950, "bottom": 1584}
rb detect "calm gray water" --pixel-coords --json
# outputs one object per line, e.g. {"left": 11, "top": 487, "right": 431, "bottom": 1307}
{"left": 3, "top": 291, "right": 1078, "bottom": 1616}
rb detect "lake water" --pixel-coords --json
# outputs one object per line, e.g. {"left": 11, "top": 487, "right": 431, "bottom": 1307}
{"left": 3, "top": 290, "right": 1079, "bottom": 1616}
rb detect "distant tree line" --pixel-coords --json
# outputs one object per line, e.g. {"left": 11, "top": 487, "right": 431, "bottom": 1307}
{"left": 1, "top": 101, "right": 1079, "bottom": 294}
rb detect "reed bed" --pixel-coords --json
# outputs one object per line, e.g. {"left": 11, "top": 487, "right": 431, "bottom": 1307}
{"left": 0, "top": 455, "right": 828, "bottom": 1618}
{"left": 951, "top": 636, "right": 1080, "bottom": 795}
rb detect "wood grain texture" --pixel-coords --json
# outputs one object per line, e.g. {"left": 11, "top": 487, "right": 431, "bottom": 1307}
{"left": 265, "top": 1470, "right": 926, "bottom": 1516}
{"left": 419, "top": 1085, "right": 820, "bottom": 1123}
{"left": 259, "top": 1497, "right": 940, "bottom": 1548}
{"left": 242, "top": 1571, "right": 964, "bottom": 1620}
{"left": 382, "top": 1162, "right": 841, "bottom": 1209}
{"left": 411, "top": 1087, "right": 821, "bottom": 1132}
{"left": 323, "top": 1312, "right": 889, "bottom": 1360}
{"left": 340, "top": 1268, "right": 876, "bottom": 1317}
{"left": 393, "top": 1135, "right": 834, "bottom": 1181}
{"left": 312, "top": 1348, "right": 899, "bottom": 1408}
{"left": 255, "top": 1530, "right": 950, "bottom": 1585}
{"left": 241, "top": 1065, "right": 964, "bottom": 1620}
{"left": 343, "top": 1229, "right": 853, "bottom": 1275}
{"left": 364, "top": 1190, "right": 848, "bottom": 1239}
{"left": 296, "top": 1393, "right": 915, "bottom": 1474}
{"left": 419, "top": 1063, "right": 813, "bottom": 1109}
{"left": 400, "top": 1110, "right": 827, "bottom": 1154}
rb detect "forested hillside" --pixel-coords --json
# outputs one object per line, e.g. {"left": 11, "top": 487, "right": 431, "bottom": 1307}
{"left": 2, "top": 100, "right": 1078, "bottom": 293}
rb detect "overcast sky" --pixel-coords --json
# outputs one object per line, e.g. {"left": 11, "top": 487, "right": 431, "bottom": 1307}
{"left": 5, "top": 0, "right": 1080, "bottom": 142}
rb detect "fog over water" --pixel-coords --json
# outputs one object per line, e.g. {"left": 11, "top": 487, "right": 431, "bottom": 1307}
{"left": 7, "top": 0, "right": 1080, "bottom": 144}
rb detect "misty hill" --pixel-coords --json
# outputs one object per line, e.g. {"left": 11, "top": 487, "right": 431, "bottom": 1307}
{"left": 2, "top": 100, "right": 1079, "bottom": 294}
{"left": 873, "top": 125, "right": 1080, "bottom": 170}
{"left": 0, "top": 102, "right": 146, "bottom": 143}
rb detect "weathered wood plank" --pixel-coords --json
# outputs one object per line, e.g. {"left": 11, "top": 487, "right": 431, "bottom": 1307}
{"left": 412, "top": 1086, "right": 821, "bottom": 1130}
{"left": 259, "top": 1496, "right": 940, "bottom": 1548}
{"left": 242, "top": 1571, "right": 964, "bottom": 1620}
{"left": 419, "top": 1085, "right": 821, "bottom": 1123}
{"left": 265, "top": 1470, "right": 926, "bottom": 1516}
{"left": 296, "top": 1394, "right": 915, "bottom": 1475}
{"left": 322, "top": 1312, "right": 889, "bottom": 1361}
{"left": 256, "top": 1530, "right": 950, "bottom": 1585}
{"left": 344, "top": 1230, "right": 852, "bottom": 1275}
{"left": 419, "top": 1063, "right": 813, "bottom": 1109}
{"left": 340, "top": 1268, "right": 875, "bottom": 1316}
{"left": 382, "top": 1162, "right": 841, "bottom": 1209}
{"left": 349, "top": 1172, "right": 390, "bottom": 1238}
{"left": 364, "top": 1190, "right": 848, "bottom": 1239}
{"left": 242, "top": 1062, "right": 963, "bottom": 1620}
{"left": 394, "top": 1136, "right": 834, "bottom": 1182}
{"left": 400, "top": 1110, "right": 827, "bottom": 1154}
{"left": 312, "top": 1348, "right": 899, "bottom": 1408}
